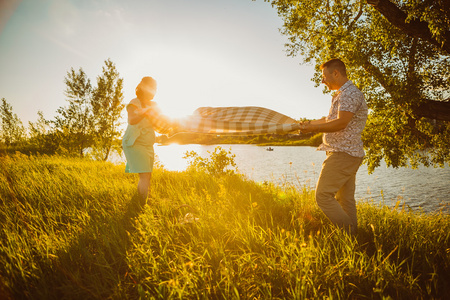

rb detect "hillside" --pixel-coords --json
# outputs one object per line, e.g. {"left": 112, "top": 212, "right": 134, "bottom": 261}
{"left": 0, "top": 153, "right": 449, "bottom": 299}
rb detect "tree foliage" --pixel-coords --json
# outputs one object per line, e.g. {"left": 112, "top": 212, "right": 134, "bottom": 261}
{"left": 91, "top": 59, "right": 125, "bottom": 161}
{"left": 28, "top": 111, "right": 59, "bottom": 154}
{"left": 51, "top": 59, "right": 124, "bottom": 160}
{"left": 54, "top": 67, "right": 93, "bottom": 157}
{"left": 0, "top": 98, "right": 25, "bottom": 149}
{"left": 263, "top": 0, "right": 450, "bottom": 172}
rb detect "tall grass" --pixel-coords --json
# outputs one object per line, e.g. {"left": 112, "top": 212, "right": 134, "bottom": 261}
{"left": 0, "top": 153, "right": 449, "bottom": 299}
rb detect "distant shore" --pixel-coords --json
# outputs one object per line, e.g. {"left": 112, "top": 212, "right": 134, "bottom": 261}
{"left": 156, "top": 132, "right": 323, "bottom": 147}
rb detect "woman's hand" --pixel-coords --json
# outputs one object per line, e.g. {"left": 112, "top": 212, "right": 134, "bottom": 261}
{"left": 142, "top": 102, "right": 161, "bottom": 118}
{"left": 136, "top": 107, "right": 151, "bottom": 117}
{"left": 127, "top": 106, "right": 152, "bottom": 125}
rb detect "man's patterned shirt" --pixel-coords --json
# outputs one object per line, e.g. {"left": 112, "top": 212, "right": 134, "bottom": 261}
{"left": 317, "top": 80, "right": 368, "bottom": 157}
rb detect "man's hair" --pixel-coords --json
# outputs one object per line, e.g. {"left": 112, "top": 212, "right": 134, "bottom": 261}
{"left": 320, "top": 58, "right": 347, "bottom": 77}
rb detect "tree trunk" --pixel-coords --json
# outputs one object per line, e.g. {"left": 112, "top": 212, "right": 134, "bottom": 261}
{"left": 414, "top": 99, "right": 450, "bottom": 121}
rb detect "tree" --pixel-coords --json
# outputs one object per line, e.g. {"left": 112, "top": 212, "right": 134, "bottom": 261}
{"left": 263, "top": 0, "right": 450, "bottom": 172}
{"left": 368, "top": 0, "right": 450, "bottom": 54}
{"left": 0, "top": 98, "right": 25, "bottom": 149}
{"left": 91, "top": 59, "right": 125, "bottom": 161}
{"left": 28, "top": 111, "right": 59, "bottom": 155}
{"left": 53, "top": 68, "right": 93, "bottom": 157}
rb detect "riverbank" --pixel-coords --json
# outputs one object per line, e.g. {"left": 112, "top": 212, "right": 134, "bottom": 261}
{"left": 1, "top": 153, "right": 449, "bottom": 299}
{"left": 149, "top": 144, "right": 450, "bottom": 214}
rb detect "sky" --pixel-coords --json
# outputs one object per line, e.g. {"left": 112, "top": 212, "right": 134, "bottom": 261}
{"left": 0, "top": 0, "right": 331, "bottom": 129}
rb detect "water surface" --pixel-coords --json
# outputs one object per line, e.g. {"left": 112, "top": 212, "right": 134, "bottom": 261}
{"left": 119, "top": 144, "right": 449, "bottom": 213}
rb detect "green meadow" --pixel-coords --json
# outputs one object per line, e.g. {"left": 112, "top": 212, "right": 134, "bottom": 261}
{"left": 0, "top": 151, "right": 449, "bottom": 299}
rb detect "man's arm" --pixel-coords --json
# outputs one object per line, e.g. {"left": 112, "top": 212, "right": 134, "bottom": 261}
{"left": 309, "top": 117, "right": 327, "bottom": 125}
{"left": 300, "top": 111, "right": 354, "bottom": 133}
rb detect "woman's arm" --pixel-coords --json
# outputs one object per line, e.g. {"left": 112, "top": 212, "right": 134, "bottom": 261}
{"left": 127, "top": 104, "right": 151, "bottom": 125}
{"left": 142, "top": 103, "right": 180, "bottom": 135}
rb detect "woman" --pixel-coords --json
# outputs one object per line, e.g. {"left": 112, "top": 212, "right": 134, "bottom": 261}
{"left": 122, "top": 76, "right": 164, "bottom": 203}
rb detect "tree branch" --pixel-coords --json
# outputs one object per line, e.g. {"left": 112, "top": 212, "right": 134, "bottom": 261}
{"left": 349, "top": 0, "right": 364, "bottom": 30}
{"left": 407, "top": 38, "right": 417, "bottom": 78}
{"left": 414, "top": 99, "right": 450, "bottom": 121}
{"left": 361, "top": 58, "right": 396, "bottom": 94}
{"left": 367, "top": 0, "right": 450, "bottom": 54}
{"left": 362, "top": 57, "right": 450, "bottom": 121}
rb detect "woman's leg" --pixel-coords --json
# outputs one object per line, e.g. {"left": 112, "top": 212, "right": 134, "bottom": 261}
{"left": 137, "top": 172, "right": 152, "bottom": 203}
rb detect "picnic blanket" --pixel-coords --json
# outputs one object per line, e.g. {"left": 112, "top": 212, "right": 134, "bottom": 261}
{"left": 149, "top": 106, "right": 301, "bottom": 136}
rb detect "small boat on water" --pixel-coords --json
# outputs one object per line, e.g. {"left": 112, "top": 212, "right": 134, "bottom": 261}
{"left": 266, "top": 147, "right": 274, "bottom": 151}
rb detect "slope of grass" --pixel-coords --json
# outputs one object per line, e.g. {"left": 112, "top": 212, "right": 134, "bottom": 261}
{"left": 0, "top": 153, "right": 449, "bottom": 299}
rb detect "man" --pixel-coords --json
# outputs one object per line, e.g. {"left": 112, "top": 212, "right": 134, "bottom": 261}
{"left": 301, "top": 58, "right": 368, "bottom": 234}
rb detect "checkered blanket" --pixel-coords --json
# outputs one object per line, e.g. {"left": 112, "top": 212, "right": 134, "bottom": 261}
{"left": 149, "top": 106, "right": 301, "bottom": 136}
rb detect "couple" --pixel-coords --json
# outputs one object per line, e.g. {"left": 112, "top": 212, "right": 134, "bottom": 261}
{"left": 122, "top": 58, "right": 368, "bottom": 235}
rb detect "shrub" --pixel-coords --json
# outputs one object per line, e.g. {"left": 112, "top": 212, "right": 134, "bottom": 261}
{"left": 182, "top": 146, "right": 238, "bottom": 176}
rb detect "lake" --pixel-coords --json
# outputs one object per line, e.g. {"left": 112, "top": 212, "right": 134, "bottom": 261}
{"left": 116, "top": 144, "right": 450, "bottom": 213}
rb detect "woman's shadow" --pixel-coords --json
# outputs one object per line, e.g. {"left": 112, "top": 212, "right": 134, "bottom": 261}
{"left": 44, "top": 193, "right": 147, "bottom": 299}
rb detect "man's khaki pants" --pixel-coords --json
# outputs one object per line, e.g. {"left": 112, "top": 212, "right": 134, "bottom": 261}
{"left": 315, "top": 151, "right": 363, "bottom": 234}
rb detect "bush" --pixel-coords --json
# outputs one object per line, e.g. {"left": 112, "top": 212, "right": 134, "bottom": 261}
{"left": 182, "top": 146, "right": 238, "bottom": 176}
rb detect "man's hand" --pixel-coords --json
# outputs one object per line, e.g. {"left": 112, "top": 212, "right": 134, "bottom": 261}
{"left": 299, "top": 120, "right": 314, "bottom": 133}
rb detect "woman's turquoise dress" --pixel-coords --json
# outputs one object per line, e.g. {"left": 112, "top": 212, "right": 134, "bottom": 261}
{"left": 122, "top": 98, "right": 156, "bottom": 173}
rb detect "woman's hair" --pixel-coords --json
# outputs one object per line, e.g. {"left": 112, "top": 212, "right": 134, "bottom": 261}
{"left": 136, "top": 76, "right": 157, "bottom": 99}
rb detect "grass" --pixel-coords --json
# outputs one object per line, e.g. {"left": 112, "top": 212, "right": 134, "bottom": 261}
{"left": 0, "top": 153, "right": 449, "bottom": 299}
